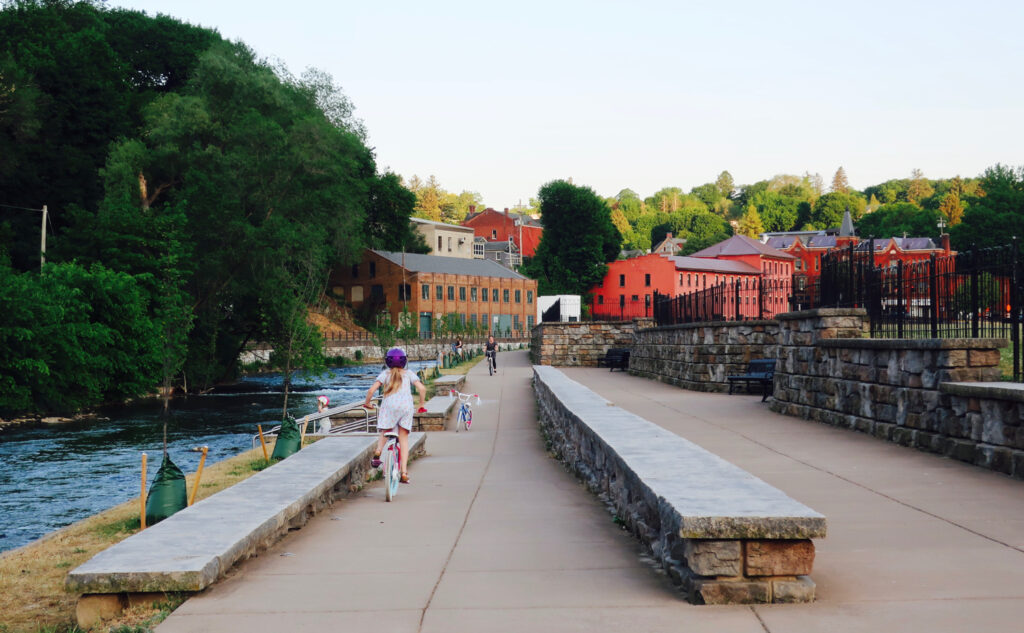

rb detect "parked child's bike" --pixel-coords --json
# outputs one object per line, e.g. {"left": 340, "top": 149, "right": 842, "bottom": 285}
{"left": 449, "top": 389, "right": 480, "bottom": 432}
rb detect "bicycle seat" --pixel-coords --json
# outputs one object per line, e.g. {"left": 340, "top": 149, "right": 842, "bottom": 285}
{"left": 383, "top": 430, "right": 400, "bottom": 439}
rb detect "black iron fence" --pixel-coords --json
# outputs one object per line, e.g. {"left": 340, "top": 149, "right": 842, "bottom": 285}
{"left": 801, "top": 241, "right": 1021, "bottom": 380}
{"left": 588, "top": 297, "right": 654, "bottom": 321}
{"left": 652, "top": 277, "right": 793, "bottom": 326}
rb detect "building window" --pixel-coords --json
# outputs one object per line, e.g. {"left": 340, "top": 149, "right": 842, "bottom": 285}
{"left": 491, "top": 229, "right": 497, "bottom": 239}
{"left": 503, "top": 289, "right": 510, "bottom": 303}
{"left": 619, "top": 274, "right": 625, "bottom": 287}
{"left": 515, "top": 290, "right": 521, "bottom": 303}
{"left": 470, "top": 314, "right": 477, "bottom": 327}
{"left": 527, "top": 290, "right": 533, "bottom": 303}
{"left": 492, "top": 289, "right": 498, "bottom": 302}
{"left": 481, "top": 287, "right": 489, "bottom": 302}
{"left": 631, "top": 295, "right": 639, "bottom": 301}
{"left": 471, "top": 287, "right": 478, "bottom": 301}
{"left": 619, "top": 295, "right": 625, "bottom": 306}
{"left": 645, "top": 273, "right": 651, "bottom": 287}
{"left": 398, "top": 284, "right": 411, "bottom": 300}
{"left": 513, "top": 315, "right": 521, "bottom": 331}
{"left": 448, "top": 286, "right": 455, "bottom": 300}
{"left": 371, "top": 285, "right": 384, "bottom": 299}
{"left": 527, "top": 315, "right": 535, "bottom": 329}
{"left": 459, "top": 286, "right": 466, "bottom": 301}
{"left": 422, "top": 284, "right": 429, "bottom": 300}
{"left": 369, "top": 262, "right": 376, "bottom": 278}
{"left": 598, "top": 295, "right": 604, "bottom": 304}
{"left": 351, "top": 264, "right": 359, "bottom": 278}
{"left": 436, "top": 285, "right": 443, "bottom": 300}
{"left": 438, "top": 236, "right": 443, "bottom": 251}
{"left": 448, "top": 237, "right": 452, "bottom": 252}
{"left": 482, "top": 313, "right": 488, "bottom": 327}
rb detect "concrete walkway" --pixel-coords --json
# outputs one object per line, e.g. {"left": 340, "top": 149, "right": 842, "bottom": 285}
{"left": 157, "top": 352, "right": 1024, "bottom": 632}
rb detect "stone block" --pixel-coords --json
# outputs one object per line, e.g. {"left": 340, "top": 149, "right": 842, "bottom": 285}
{"left": 745, "top": 540, "right": 814, "bottom": 576}
{"left": 772, "top": 576, "right": 816, "bottom": 603}
{"left": 76, "top": 594, "right": 126, "bottom": 629}
{"left": 691, "top": 579, "right": 771, "bottom": 605}
{"left": 684, "top": 539, "right": 742, "bottom": 577}
{"left": 969, "top": 349, "right": 1001, "bottom": 367}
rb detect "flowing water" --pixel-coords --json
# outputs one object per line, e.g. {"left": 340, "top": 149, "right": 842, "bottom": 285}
{"left": 0, "top": 362, "right": 431, "bottom": 554}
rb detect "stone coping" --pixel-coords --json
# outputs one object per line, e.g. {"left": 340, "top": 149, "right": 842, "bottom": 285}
{"left": 533, "top": 366, "right": 826, "bottom": 540}
{"left": 66, "top": 434, "right": 426, "bottom": 594}
{"left": 816, "top": 337, "right": 1007, "bottom": 350}
{"left": 939, "top": 381, "right": 1024, "bottom": 402}
{"left": 638, "top": 319, "right": 777, "bottom": 334}
{"left": 418, "top": 394, "right": 457, "bottom": 418}
{"left": 775, "top": 307, "right": 867, "bottom": 321}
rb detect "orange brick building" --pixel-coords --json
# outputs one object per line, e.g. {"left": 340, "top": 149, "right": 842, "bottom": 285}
{"left": 330, "top": 250, "right": 538, "bottom": 336}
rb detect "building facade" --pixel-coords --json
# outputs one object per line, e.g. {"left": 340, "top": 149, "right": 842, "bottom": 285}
{"left": 330, "top": 250, "right": 538, "bottom": 336}
{"left": 463, "top": 207, "right": 543, "bottom": 257}
{"left": 410, "top": 217, "right": 477, "bottom": 259}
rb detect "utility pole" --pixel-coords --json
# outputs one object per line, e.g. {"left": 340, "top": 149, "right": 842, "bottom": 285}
{"left": 40, "top": 205, "right": 47, "bottom": 271}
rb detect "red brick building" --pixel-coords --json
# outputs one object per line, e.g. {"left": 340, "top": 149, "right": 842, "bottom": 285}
{"left": 329, "top": 250, "right": 538, "bottom": 336}
{"left": 463, "top": 207, "right": 543, "bottom": 257}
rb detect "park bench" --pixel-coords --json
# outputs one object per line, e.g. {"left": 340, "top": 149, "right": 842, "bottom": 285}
{"left": 66, "top": 433, "right": 426, "bottom": 628}
{"left": 727, "top": 358, "right": 776, "bottom": 401}
{"left": 596, "top": 347, "right": 631, "bottom": 371}
{"left": 533, "top": 365, "right": 826, "bottom": 605}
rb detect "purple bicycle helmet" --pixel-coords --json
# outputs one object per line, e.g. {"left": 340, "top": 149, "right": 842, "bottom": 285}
{"left": 384, "top": 347, "right": 408, "bottom": 369}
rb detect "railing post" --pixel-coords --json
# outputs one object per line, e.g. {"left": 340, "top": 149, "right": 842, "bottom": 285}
{"left": 735, "top": 279, "right": 741, "bottom": 321}
{"left": 929, "top": 253, "right": 939, "bottom": 338}
{"left": 897, "top": 259, "right": 905, "bottom": 338}
{"left": 1012, "top": 237, "right": 1020, "bottom": 381}
{"left": 971, "top": 251, "right": 980, "bottom": 338}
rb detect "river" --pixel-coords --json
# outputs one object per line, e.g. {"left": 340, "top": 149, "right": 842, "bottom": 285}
{"left": 0, "top": 361, "right": 431, "bottom": 554}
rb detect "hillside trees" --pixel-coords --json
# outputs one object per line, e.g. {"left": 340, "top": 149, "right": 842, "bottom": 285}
{"left": 524, "top": 181, "right": 621, "bottom": 296}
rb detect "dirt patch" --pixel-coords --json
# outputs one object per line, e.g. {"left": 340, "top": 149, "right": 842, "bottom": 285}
{"left": 309, "top": 296, "right": 368, "bottom": 337}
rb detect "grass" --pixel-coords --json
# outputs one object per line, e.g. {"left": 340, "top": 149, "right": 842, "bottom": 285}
{"left": 0, "top": 445, "right": 278, "bottom": 633}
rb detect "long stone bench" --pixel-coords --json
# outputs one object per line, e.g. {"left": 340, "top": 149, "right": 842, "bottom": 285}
{"left": 533, "top": 365, "right": 826, "bottom": 604}
{"left": 414, "top": 394, "right": 458, "bottom": 432}
{"left": 66, "top": 433, "right": 426, "bottom": 627}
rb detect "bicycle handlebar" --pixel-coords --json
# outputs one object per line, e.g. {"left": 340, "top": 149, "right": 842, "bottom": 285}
{"left": 449, "top": 389, "right": 481, "bottom": 405}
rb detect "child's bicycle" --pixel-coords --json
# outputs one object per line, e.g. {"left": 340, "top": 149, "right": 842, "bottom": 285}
{"left": 449, "top": 389, "right": 480, "bottom": 432}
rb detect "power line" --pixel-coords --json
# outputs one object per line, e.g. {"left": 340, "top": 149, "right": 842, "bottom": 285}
{"left": 0, "top": 203, "right": 45, "bottom": 212}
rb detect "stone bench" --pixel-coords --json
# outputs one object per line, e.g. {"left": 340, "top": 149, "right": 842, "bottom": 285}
{"left": 431, "top": 374, "right": 466, "bottom": 396}
{"left": 533, "top": 365, "right": 826, "bottom": 604}
{"left": 66, "top": 433, "right": 427, "bottom": 627}
{"left": 414, "top": 394, "right": 457, "bottom": 432}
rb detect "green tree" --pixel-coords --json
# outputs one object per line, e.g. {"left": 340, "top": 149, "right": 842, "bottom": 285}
{"left": 750, "top": 190, "right": 800, "bottom": 232}
{"left": 523, "top": 180, "right": 621, "bottom": 296}
{"left": 831, "top": 167, "right": 850, "bottom": 193}
{"left": 737, "top": 204, "right": 765, "bottom": 237}
{"left": 949, "top": 164, "right": 1024, "bottom": 251}
{"left": 715, "top": 170, "right": 735, "bottom": 199}
{"left": 811, "top": 192, "right": 866, "bottom": 229}
{"left": 365, "top": 172, "right": 428, "bottom": 252}
{"left": 906, "top": 168, "right": 934, "bottom": 206}
{"left": 856, "top": 202, "right": 940, "bottom": 239}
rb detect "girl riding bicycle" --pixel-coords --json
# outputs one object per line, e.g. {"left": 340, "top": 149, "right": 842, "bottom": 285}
{"left": 363, "top": 348, "right": 426, "bottom": 484}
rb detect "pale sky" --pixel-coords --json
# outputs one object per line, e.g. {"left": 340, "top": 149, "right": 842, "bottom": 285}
{"left": 112, "top": 0, "right": 1024, "bottom": 208}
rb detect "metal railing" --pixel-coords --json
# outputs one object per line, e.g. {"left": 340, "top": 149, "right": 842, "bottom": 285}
{"left": 652, "top": 277, "right": 793, "bottom": 326}
{"left": 252, "top": 398, "right": 379, "bottom": 449}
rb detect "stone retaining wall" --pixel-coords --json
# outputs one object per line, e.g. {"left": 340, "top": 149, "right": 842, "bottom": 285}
{"left": 630, "top": 321, "right": 778, "bottom": 392}
{"left": 534, "top": 366, "right": 825, "bottom": 604}
{"left": 769, "top": 308, "right": 1022, "bottom": 478}
{"left": 530, "top": 319, "right": 654, "bottom": 366}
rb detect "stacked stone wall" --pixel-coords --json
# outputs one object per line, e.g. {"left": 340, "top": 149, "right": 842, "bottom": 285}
{"left": 630, "top": 321, "right": 778, "bottom": 392}
{"left": 530, "top": 319, "right": 653, "bottom": 366}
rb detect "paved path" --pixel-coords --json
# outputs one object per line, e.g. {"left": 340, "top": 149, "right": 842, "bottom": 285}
{"left": 158, "top": 352, "right": 1024, "bottom": 632}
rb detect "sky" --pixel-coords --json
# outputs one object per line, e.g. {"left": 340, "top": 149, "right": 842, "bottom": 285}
{"left": 111, "top": 0, "right": 1024, "bottom": 209}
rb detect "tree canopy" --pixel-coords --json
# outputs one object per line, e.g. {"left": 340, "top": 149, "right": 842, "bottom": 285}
{"left": 523, "top": 180, "right": 621, "bottom": 296}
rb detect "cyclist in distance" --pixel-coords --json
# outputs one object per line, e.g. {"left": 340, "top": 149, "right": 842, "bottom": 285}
{"left": 363, "top": 348, "right": 426, "bottom": 484}
{"left": 485, "top": 334, "right": 498, "bottom": 374}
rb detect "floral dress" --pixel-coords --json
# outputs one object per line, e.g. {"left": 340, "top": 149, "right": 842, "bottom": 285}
{"left": 375, "top": 368, "right": 415, "bottom": 431}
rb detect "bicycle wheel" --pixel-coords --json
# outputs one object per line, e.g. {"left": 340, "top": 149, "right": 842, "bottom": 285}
{"left": 465, "top": 408, "right": 472, "bottom": 431}
{"left": 488, "top": 355, "right": 494, "bottom": 376}
{"left": 455, "top": 406, "right": 463, "bottom": 433}
{"left": 384, "top": 444, "right": 399, "bottom": 502}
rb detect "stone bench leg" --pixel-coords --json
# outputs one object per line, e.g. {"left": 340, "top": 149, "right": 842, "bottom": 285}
{"left": 77, "top": 592, "right": 176, "bottom": 628}
{"left": 674, "top": 539, "right": 816, "bottom": 604}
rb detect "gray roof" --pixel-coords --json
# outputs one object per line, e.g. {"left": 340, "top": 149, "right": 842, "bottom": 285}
{"left": 669, "top": 256, "right": 761, "bottom": 274}
{"left": 372, "top": 250, "right": 528, "bottom": 279}
{"left": 767, "top": 235, "right": 838, "bottom": 250}
{"left": 839, "top": 208, "right": 856, "bottom": 237}
{"left": 410, "top": 217, "right": 474, "bottom": 232}
{"left": 690, "top": 235, "right": 796, "bottom": 260}
{"left": 483, "top": 241, "right": 518, "bottom": 252}
{"left": 854, "top": 237, "right": 938, "bottom": 252}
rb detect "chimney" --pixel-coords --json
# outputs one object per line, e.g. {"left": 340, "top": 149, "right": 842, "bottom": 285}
{"left": 469, "top": 205, "right": 476, "bottom": 215}
{"left": 941, "top": 233, "right": 951, "bottom": 253}
{"left": 666, "top": 232, "right": 672, "bottom": 240}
